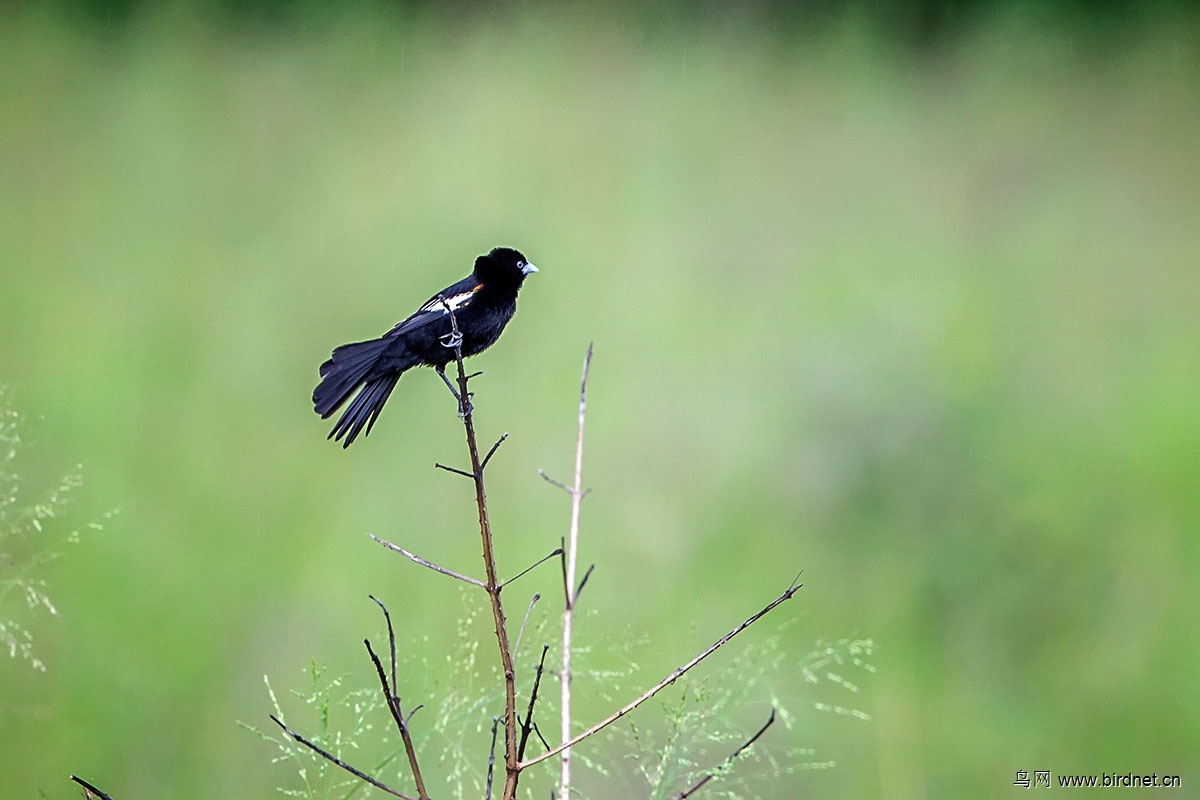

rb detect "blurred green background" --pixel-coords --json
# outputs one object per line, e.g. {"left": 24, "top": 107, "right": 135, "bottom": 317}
{"left": 2, "top": 1, "right": 1198, "bottom": 797}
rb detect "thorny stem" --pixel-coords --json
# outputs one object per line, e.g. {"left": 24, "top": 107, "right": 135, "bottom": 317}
{"left": 442, "top": 301, "right": 521, "bottom": 797}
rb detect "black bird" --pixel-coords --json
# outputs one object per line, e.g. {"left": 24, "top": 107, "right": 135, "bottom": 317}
{"left": 314, "top": 247, "right": 538, "bottom": 446}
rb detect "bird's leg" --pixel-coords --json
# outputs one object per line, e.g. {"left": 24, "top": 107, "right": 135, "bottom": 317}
{"left": 435, "top": 364, "right": 473, "bottom": 417}
{"left": 435, "top": 363, "right": 459, "bottom": 398}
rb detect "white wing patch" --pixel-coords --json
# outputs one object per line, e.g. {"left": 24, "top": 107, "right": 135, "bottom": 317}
{"left": 388, "top": 284, "right": 481, "bottom": 337}
{"left": 420, "top": 287, "right": 477, "bottom": 315}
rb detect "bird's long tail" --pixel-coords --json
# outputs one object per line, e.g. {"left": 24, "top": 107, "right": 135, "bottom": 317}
{"left": 313, "top": 338, "right": 402, "bottom": 447}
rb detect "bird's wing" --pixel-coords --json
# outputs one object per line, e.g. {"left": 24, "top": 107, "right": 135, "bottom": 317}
{"left": 385, "top": 276, "right": 481, "bottom": 337}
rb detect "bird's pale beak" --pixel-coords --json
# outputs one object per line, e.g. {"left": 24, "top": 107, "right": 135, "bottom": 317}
{"left": 521, "top": 262, "right": 539, "bottom": 275}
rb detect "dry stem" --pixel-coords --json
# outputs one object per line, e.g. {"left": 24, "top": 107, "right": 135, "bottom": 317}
{"left": 544, "top": 341, "right": 594, "bottom": 799}
{"left": 441, "top": 302, "right": 521, "bottom": 796}
{"left": 269, "top": 714, "right": 416, "bottom": 799}
{"left": 70, "top": 776, "right": 114, "bottom": 800}
{"left": 366, "top": 595, "right": 429, "bottom": 799}
{"left": 675, "top": 708, "right": 777, "bottom": 798}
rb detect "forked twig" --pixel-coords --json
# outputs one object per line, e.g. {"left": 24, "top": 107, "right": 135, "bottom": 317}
{"left": 366, "top": 596, "right": 429, "bottom": 799}
{"left": 518, "top": 645, "right": 553, "bottom": 761}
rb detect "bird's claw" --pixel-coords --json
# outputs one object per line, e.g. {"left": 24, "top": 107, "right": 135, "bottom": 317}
{"left": 439, "top": 330, "right": 464, "bottom": 349}
{"left": 456, "top": 393, "right": 475, "bottom": 419}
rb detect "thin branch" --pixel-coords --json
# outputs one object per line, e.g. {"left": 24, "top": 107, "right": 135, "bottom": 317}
{"left": 369, "top": 534, "right": 485, "bottom": 588}
{"left": 369, "top": 595, "right": 398, "bottom": 697}
{"left": 532, "top": 721, "right": 551, "bottom": 753}
{"left": 558, "top": 341, "right": 594, "bottom": 800}
{"left": 486, "top": 716, "right": 501, "bottom": 800}
{"left": 513, "top": 593, "right": 541, "bottom": 659}
{"left": 675, "top": 708, "right": 777, "bottom": 799}
{"left": 538, "top": 469, "right": 572, "bottom": 494}
{"left": 269, "top": 714, "right": 415, "bottom": 800}
{"left": 365, "top": 638, "right": 430, "bottom": 800}
{"left": 367, "top": 597, "right": 428, "bottom": 799}
{"left": 481, "top": 432, "right": 509, "bottom": 470}
{"left": 558, "top": 537, "right": 570, "bottom": 606}
{"left": 518, "top": 645, "right": 552, "bottom": 761}
{"left": 574, "top": 564, "right": 595, "bottom": 602}
{"left": 70, "top": 776, "right": 114, "bottom": 800}
{"left": 434, "top": 462, "right": 475, "bottom": 479}
{"left": 502, "top": 547, "right": 564, "bottom": 589}
{"left": 522, "top": 577, "right": 803, "bottom": 770}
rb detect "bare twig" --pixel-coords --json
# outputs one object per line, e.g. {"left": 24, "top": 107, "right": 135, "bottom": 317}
{"left": 513, "top": 593, "right": 542, "bottom": 659}
{"left": 70, "top": 776, "right": 114, "bottom": 800}
{"left": 364, "top": 596, "right": 429, "bottom": 799}
{"left": 369, "top": 534, "right": 485, "bottom": 588}
{"left": 370, "top": 595, "right": 399, "bottom": 704}
{"left": 532, "top": 721, "right": 551, "bottom": 752}
{"left": 538, "top": 469, "right": 572, "bottom": 493}
{"left": 481, "top": 432, "right": 509, "bottom": 470}
{"left": 502, "top": 547, "right": 564, "bottom": 589}
{"left": 558, "top": 537, "right": 569, "bottom": 605}
{"left": 269, "top": 714, "right": 415, "bottom": 799}
{"left": 675, "top": 708, "right": 777, "bottom": 798}
{"left": 574, "top": 564, "right": 595, "bottom": 601}
{"left": 365, "top": 638, "right": 429, "bottom": 799}
{"left": 435, "top": 462, "right": 475, "bottom": 479}
{"left": 518, "top": 645, "right": 553, "bottom": 761}
{"left": 486, "top": 716, "right": 500, "bottom": 800}
{"left": 521, "top": 577, "right": 802, "bottom": 770}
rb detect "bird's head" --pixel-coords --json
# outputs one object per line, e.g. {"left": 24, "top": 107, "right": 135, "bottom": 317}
{"left": 476, "top": 247, "right": 538, "bottom": 289}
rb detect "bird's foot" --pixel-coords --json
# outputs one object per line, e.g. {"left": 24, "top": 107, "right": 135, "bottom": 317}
{"left": 456, "top": 392, "right": 475, "bottom": 419}
{"left": 439, "top": 330, "right": 463, "bottom": 349}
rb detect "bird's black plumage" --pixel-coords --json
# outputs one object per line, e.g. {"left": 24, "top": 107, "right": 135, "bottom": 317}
{"left": 314, "top": 247, "right": 538, "bottom": 446}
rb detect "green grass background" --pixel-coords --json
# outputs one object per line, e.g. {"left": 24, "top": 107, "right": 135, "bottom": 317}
{"left": 2, "top": 3, "right": 1198, "bottom": 797}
